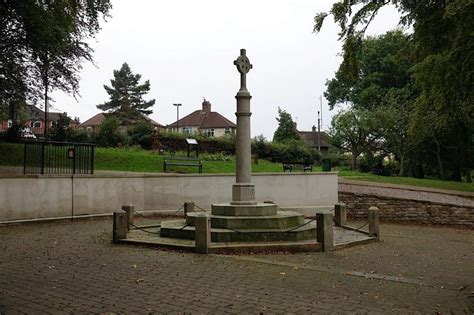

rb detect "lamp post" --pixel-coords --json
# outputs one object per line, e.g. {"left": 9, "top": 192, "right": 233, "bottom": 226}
{"left": 173, "top": 103, "right": 182, "bottom": 133}
{"left": 317, "top": 110, "right": 321, "bottom": 152}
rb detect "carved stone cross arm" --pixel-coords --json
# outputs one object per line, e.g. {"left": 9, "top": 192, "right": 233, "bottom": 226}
{"left": 234, "top": 49, "right": 253, "bottom": 90}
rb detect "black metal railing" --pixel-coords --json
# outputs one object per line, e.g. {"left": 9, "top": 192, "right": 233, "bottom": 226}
{"left": 24, "top": 141, "right": 95, "bottom": 175}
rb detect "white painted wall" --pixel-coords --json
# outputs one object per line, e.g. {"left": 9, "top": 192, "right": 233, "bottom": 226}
{"left": 0, "top": 172, "right": 338, "bottom": 222}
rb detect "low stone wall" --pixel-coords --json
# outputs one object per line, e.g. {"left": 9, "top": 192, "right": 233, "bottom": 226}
{"left": 339, "top": 192, "right": 474, "bottom": 227}
{"left": 0, "top": 172, "right": 338, "bottom": 222}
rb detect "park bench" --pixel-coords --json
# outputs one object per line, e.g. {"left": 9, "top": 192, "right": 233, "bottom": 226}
{"left": 371, "top": 168, "right": 383, "bottom": 175}
{"left": 163, "top": 156, "right": 203, "bottom": 174}
{"left": 282, "top": 162, "right": 313, "bottom": 172}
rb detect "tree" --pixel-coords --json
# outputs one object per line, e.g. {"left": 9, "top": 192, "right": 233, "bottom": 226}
{"left": 273, "top": 107, "right": 300, "bottom": 142}
{"left": 50, "top": 113, "right": 72, "bottom": 141}
{"left": 93, "top": 117, "right": 130, "bottom": 147}
{"left": 324, "top": 31, "right": 417, "bottom": 175}
{"left": 324, "top": 30, "right": 415, "bottom": 111}
{"left": 315, "top": 0, "right": 474, "bottom": 181}
{"left": 329, "top": 109, "right": 382, "bottom": 170}
{"left": 0, "top": 1, "right": 112, "bottom": 112}
{"left": 97, "top": 63, "right": 156, "bottom": 123}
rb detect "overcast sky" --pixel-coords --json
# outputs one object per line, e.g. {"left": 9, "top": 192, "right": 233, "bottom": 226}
{"left": 50, "top": 0, "right": 401, "bottom": 139}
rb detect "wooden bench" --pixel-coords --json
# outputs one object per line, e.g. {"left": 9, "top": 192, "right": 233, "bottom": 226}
{"left": 163, "top": 156, "right": 203, "bottom": 173}
{"left": 282, "top": 162, "right": 313, "bottom": 172}
{"left": 371, "top": 168, "right": 383, "bottom": 175}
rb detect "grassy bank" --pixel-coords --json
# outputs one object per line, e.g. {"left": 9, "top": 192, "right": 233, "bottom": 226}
{"left": 1, "top": 142, "right": 472, "bottom": 192}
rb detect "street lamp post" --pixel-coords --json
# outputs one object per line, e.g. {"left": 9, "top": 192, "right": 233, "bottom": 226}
{"left": 173, "top": 103, "right": 182, "bottom": 133}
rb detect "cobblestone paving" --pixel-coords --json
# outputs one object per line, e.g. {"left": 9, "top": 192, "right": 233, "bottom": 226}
{"left": 1, "top": 218, "right": 473, "bottom": 314}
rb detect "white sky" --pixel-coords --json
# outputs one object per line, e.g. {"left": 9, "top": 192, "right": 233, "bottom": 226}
{"left": 50, "top": 0, "right": 401, "bottom": 139}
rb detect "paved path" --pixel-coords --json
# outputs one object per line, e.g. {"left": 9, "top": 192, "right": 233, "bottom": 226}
{"left": 1, "top": 218, "right": 473, "bottom": 313}
{"left": 339, "top": 179, "right": 474, "bottom": 208}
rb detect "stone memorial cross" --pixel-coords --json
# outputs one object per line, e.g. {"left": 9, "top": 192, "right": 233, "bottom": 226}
{"left": 232, "top": 49, "right": 256, "bottom": 205}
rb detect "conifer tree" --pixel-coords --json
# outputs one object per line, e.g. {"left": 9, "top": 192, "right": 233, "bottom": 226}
{"left": 97, "top": 63, "right": 155, "bottom": 116}
{"left": 273, "top": 107, "right": 301, "bottom": 143}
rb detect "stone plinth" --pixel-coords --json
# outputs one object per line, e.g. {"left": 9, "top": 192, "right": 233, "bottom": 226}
{"left": 211, "top": 203, "right": 277, "bottom": 216}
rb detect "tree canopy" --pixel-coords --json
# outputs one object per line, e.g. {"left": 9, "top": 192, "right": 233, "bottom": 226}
{"left": 97, "top": 63, "right": 156, "bottom": 119}
{"left": 329, "top": 108, "right": 382, "bottom": 170}
{"left": 0, "top": 0, "right": 112, "bottom": 107}
{"left": 273, "top": 107, "right": 301, "bottom": 143}
{"left": 316, "top": 0, "right": 473, "bottom": 181}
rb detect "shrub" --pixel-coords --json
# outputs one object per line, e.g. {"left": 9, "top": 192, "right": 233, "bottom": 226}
{"left": 252, "top": 136, "right": 320, "bottom": 165}
{"left": 93, "top": 118, "right": 130, "bottom": 147}
{"left": 129, "top": 122, "right": 154, "bottom": 149}
{"left": 157, "top": 132, "right": 236, "bottom": 155}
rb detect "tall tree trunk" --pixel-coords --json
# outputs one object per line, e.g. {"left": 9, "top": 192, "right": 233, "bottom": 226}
{"left": 466, "top": 168, "right": 472, "bottom": 183}
{"left": 351, "top": 151, "right": 357, "bottom": 171}
{"left": 399, "top": 152, "right": 405, "bottom": 177}
{"left": 8, "top": 101, "right": 16, "bottom": 121}
{"left": 435, "top": 140, "right": 444, "bottom": 179}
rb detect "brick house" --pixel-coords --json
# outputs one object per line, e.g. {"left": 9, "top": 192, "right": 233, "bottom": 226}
{"left": 298, "top": 126, "right": 331, "bottom": 154}
{"left": 166, "top": 99, "right": 236, "bottom": 137}
{"left": 78, "top": 112, "right": 164, "bottom": 133}
{"left": 0, "top": 105, "right": 77, "bottom": 134}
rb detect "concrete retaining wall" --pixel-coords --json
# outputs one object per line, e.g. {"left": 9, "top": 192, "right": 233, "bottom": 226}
{"left": 339, "top": 192, "right": 474, "bottom": 227}
{"left": 0, "top": 172, "right": 338, "bottom": 222}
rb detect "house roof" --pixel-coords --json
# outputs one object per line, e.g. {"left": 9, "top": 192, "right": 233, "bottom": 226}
{"left": 79, "top": 112, "right": 164, "bottom": 128}
{"left": 167, "top": 100, "right": 236, "bottom": 129}
{"left": 79, "top": 113, "right": 106, "bottom": 127}
{"left": 24, "top": 105, "right": 63, "bottom": 122}
{"left": 298, "top": 130, "right": 331, "bottom": 148}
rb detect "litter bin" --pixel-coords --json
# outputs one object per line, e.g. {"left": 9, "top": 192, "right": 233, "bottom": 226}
{"left": 322, "top": 159, "right": 332, "bottom": 172}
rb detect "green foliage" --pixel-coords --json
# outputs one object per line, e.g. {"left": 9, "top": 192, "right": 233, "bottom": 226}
{"left": 128, "top": 121, "right": 154, "bottom": 149}
{"left": 329, "top": 108, "right": 382, "bottom": 170}
{"left": 324, "top": 30, "right": 415, "bottom": 111}
{"left": 323, "top": 147, "right": 352, "bottom": 169}
{"left": 93, "top": 118, "right": 130, "bottom": 147}
{"left": 97, "top": 63, "right": 156, "bottom": 118}
{"left": 252, "top": 136, "right": 320, "bottom": 165}
{"left": 0, "top": 1, "right": 111, "bottom": 107}
{"left": 157, "top": 132, "right": 236, "bottom": 155}
{"left": 50, "top": 114, "right": 72, "bottom": 141}
{"left": 273, "top": 107, "right": 301, "bottom": 142}
{"left": 5, "top": 122, "right": 22, "bottom": 142}
{"left": 315, "top": 1, "right": 474, "bottom": 181}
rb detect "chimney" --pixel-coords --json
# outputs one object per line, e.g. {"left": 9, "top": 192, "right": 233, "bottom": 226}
{"left": 202, "top": 98, "right": 211, "bottom": 113}
{"left": 293, "top": 122, "right": 297, "bottom": 131}
{"left": 312, "top": 125, "right": 316, "bottom": 132}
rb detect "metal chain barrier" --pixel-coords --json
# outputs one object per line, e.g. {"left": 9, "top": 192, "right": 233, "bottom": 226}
{"left": 282, "top": 216, "right": 317, "bottom": 233}
{"left": 194, "top": 204, "right": 210, "bottom": 212}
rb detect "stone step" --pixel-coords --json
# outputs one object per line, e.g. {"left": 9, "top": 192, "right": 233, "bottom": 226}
{"left": 186, "top": 211, "right": 305, "bottom": 230}
{"left": 160, "top": 219, "right": 317, "bottom": 242}
{"left": 211, "top": 203, "right": 278, "bottom": 216}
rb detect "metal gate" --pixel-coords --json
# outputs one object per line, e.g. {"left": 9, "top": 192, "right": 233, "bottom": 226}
{"left": 24, "top": 141, "right": 95, "bottom": 175}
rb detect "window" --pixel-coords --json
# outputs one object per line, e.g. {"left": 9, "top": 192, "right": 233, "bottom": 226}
{"left": 203, "top": 128, "right": 214, "bottom": 137}
{"left": 225, "top": 128, "right": 231, "bottom": 135}
{"left": 32, "top": 121, "right": 41, "bottom": 128}
{"left": 182, "top": 126, "right": 192, "bottom": 134}
{"left": 7, "top": 120, "right": 12, "bottom": 128}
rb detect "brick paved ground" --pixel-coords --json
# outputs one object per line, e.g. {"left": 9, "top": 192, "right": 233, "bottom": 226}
{"left": 1, "top": 218, "right": 473, "bottom": 314}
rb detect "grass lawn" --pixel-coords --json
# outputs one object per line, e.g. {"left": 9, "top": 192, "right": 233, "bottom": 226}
{"left": 337, "top": 169, "right": 474, "bottom": 193}
{"left": 1, "top": 142, "right": 472, "bottom": 192}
